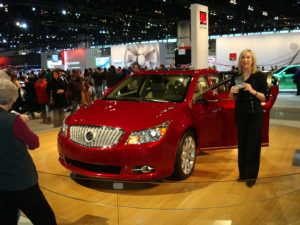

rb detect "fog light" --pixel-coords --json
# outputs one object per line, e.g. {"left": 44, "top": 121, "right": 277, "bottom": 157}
{"left": 141, "top": 165, "right": 155, "bottom": 173}
{"left": 132, "top": 165, "right": 155, "bottom": 174}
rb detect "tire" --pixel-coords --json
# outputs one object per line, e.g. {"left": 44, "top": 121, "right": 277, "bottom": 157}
{"left": 172, "top": 131, "right": 197, "bottom": 180}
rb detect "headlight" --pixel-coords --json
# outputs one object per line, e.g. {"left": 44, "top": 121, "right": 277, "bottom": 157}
{"left": 126, "top": 121, "right": 170, "bottom": 145}
{"left": 61, "top": 120, "right": 68, "bottom": 137}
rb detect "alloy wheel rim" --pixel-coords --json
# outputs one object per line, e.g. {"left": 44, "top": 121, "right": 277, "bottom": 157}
{"left": 181, "top": 136, "right": 196, "bottom": 175}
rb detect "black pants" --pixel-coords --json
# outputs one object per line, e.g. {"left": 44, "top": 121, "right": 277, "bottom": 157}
{"left": 235, "top": 112, "right": 263, "bottom": 180}
{"left": 296, "top": 82, "right": 300, "bottom": 95}
{"left": 0, "top": 183, "right": 57, "bottom": 225}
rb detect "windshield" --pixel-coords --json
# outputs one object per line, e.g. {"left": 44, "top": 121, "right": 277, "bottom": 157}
{"left": 104, "top": 75, "right": 192, "bottom": 102}
{"left": 272, "top": 66, "right": 286, "bottom": 74}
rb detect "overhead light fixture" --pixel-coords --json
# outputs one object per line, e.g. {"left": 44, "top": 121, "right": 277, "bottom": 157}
{"left": 230, "top": 0, "right": 237, "bottom": 5}
{"left": 262, "top": 11, "right": 268, "bottom": 16}
{"left": 16, "top": 21, "right": 27, "bottom": 29}
{"left": 248, "top": 5, "right": 254, "bottom": 11}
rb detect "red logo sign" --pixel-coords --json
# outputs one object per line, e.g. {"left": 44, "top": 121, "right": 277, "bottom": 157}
{"left": 200, "top": 11, "right": 207, "bottom": 25}
{"left": 229, "top": 53, "right": 237, "bottom": 61}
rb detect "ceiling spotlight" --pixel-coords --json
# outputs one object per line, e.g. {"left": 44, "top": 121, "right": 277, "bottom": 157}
{"left": 62, "top": 9, "right": 67, "bottom": 15}
{"left": 230, "top": 0, "right": 237, "bottom": 5}
{"left": 262, "top": 11, "right": 268, "bottom": 16}
{"left": 248, "top": 5, "right": 254, "bottom": 11}
{"left": 16, "top": 22, "right": 27, "bottom": 29}
{"left": 20, "top": 23, "right": 27, "bottom": 29}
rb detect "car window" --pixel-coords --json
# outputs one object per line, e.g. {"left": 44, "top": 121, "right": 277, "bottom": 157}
{"left": 210, "top": 72, "right": 233, "bottom": 93}
{"left": 210, "top": 75, "right": 218, "bottom": 86}
{"left": 285, "top": 67, "right": 297, "bottom": 74}
{"left": 193, "top": 76, "right": 209, "bottom": 100}
{"left": 273, "top": 66, "right": 286, "bottom": 74}
{"left": 105, "top": 75, "right": 192, "bottom": 102}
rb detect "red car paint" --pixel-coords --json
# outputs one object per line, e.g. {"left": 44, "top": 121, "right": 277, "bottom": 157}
{"left": 57, "top": 69, "right": 278, "bottom": 181}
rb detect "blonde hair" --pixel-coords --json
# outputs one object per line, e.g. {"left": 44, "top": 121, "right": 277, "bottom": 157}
{"left": 0, "top": 79, "right": 18, "bottom": 105}
{"left": 238, "top": 49, "right": 257, "bottom": 74}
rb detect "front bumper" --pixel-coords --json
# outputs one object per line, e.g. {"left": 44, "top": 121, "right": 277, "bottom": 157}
{"left": 57, "top": 132, "right": 176, "bottom": 181}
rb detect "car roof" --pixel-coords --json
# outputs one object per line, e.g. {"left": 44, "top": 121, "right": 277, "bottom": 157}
{"left": 273, "top": 64, "right": 300, "bottom": 73}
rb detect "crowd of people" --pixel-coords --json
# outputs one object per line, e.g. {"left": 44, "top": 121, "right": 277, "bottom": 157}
{"left": 1, "top": 64, "right": 142, "bottom": 127}
{"left": 0, "top": 61, "right": 181, "bottom": 127}
{"left": 2, "top": 61, "right": 296, "bottom": 129}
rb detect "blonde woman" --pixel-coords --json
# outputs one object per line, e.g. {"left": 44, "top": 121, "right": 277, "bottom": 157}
{"left": 229, "top": 49, "right": 270, "bottom": 188}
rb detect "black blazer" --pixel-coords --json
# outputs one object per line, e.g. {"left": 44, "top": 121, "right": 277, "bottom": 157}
{"left": 232, "top": 72, "right": 270, "bottom": 114}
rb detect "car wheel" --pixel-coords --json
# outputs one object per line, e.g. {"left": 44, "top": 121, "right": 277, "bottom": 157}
{"left": 172, "top": 131, "right": 196, "bottom": 180}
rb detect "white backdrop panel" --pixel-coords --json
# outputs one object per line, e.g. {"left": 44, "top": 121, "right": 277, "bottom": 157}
{"left": 216, "top": 32, "right": 300, "bottom": 71}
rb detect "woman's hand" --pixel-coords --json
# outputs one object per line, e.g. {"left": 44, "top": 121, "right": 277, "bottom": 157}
{"left": 230, "top": 85, "right": 239, "bottom": 94}
{"left": 244, "top": 83, "right": 256, "bottom": 95}
{"left": 57, "top": 89, "right": 65, "bottom": 94}
{"left": 229, "top": 85, "right": 239, "bottom": 99}
{"left": 19, "top": 114, "right": 30, "bottom": 123}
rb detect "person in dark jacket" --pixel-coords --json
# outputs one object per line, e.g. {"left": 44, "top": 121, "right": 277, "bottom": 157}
{"left": 67, "top": 69, "right": 82, "bottom": 114}
{"left": 229, "top": 49, "right": 270, "bottom": 188}
{"left": 0, "top": 78, "right": 57, "bottom": 225}
{"left": 292, "top": 70, "right": 300, "bottom": 96}
{"left": 47, "top": 69, "right": 68, "bottom": 127}
{"left": 23, "top": 74, "right": 37, "bottom": 119}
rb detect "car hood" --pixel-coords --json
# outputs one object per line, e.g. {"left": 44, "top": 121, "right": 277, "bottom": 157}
{"left": 67, "top": 100, "right": 180, "bottom": 130}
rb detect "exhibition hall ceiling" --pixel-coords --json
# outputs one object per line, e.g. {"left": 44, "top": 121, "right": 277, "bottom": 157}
{"left": 0, "top": 0, "right": 299, "bottom": 52}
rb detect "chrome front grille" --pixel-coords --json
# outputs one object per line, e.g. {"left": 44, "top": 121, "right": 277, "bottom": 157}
{"left": 69, "top": 125, "right": 124, "bottom": 148}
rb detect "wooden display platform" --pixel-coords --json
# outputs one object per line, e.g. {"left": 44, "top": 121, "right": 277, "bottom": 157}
{"left": 29, "top": 123, "right": 300, "bottom": 225}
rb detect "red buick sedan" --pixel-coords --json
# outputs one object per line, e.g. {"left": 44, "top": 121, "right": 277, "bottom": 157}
{"left": 57, "top": 69, "right": 278, "bottom": 181}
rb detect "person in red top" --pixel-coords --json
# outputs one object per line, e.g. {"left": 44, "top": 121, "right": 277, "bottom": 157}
{"left": 34, "top": 72, "right": 51, "bottom": 124}
{"left": 0, "top": 77, "right": 57, "bottom": 225}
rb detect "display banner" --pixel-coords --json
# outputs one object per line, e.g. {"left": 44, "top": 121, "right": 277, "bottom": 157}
{"left": 111, "top": 43, "right": 163, "bottom": 69}
{"left": 191, "top": 4, "right": 209, "bottom": 69}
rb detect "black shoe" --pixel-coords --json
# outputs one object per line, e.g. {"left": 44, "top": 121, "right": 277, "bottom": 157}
{"left": 246, "top": 179, "right": 256, "bottom": 188}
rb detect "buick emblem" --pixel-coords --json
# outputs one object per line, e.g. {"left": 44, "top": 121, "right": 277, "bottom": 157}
{"left": 84, "top": 131, "right": 95, "bottom": 143}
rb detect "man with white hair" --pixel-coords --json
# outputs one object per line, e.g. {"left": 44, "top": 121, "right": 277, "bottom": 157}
{"left": 0, "top": 78, "right": 57, "bottom": 225}
{"left": 0, "top": 69, "right": 10, "bottom": 80}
